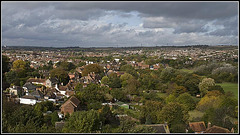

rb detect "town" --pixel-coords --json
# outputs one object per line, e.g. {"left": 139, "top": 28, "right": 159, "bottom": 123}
{"left": 2, "top": 45, "right": 238, "bottom": 133}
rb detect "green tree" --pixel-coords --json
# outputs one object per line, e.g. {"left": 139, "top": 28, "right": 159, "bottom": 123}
{"left": 120, "top": 73, "right": 134, "bottom": 87}
{"left": 62, "top": 110, "right": 101, "bottom": 133}
{"left": 160, "top": 67, "right": 176, "bottom": 83}
{"left": 108, "top": 73, "right": 121, "bottom": 88}
{"left": 12, "top": 60, "right": 28, "bottom": 70}
{"left": 56, "top": 61, "right": 76, "bottom": 71}
{"left": 157, "top": 102, "right": 189, "bottom": 127}
{"left": 176, "top": 93, "right": 196, "bottom": 111}
{"left": 5, "top": 70, "right": 19, "bottom": 85}
{"left": 140, "top": 100, "right": 164, "bottom": 124}
{"left": 208, "top": 85, "right": 224, "bottom": 94}
{"left": 196, "top": 90, "right": 223, "bottom": 112}
{"left": 74, "top": 83, "right": 83, "bottom": 91}
{"left": 51, "top": 111, "right": 59, "bottom": 125}
{"left": 199, "top": 78, "right": 216, "bottom": 97}
{"left": 50, "top": 67, "right": 70, "bottom": 85}
{"left": 82, "top": 64, "right": 103, "bottom": 76}
{"left": 101, "top": 76, "right": 109, "bottom": 85}
{"left": 2, "top": 55, "right": 10, "bottom": 73}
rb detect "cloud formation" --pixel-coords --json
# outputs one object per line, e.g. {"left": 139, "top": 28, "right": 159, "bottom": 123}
{"left": 2, "top": 2, "right": 238, "bottom": 47}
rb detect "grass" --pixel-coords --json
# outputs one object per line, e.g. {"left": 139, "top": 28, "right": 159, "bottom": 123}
{"left": 188, "top": 110, "right": 204, "bottom": 122}
{"left": 156, "top": 92, "right": 168, "bottom": 98}
{"left": 216, "top": 82, "right": 238, "bottom": 98}
{"left": 180, "top": 68, "right": 194, "bottom": 73}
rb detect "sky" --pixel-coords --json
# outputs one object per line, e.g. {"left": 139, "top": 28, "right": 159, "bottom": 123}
{"left": 1, "top": 1, "right": 239, "bottom": 47}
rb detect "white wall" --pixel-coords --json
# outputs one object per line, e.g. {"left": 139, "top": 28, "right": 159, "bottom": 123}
{"left": 20, "top": 98, "right": 37, "bottom": 105}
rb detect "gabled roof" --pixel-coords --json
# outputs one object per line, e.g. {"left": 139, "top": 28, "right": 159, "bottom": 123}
{"left": 61, "top": 96, "right": 80, "bottom": 108}
{"left": 204, "top": 126, "right": 231, "bottom": 133}
{"left": 189, "top": 121, "right": 206, "bottom": 132}
{"left": 144, "top": 124, "right": 170, "bottom": 133}
{"left": 58, "top": 86, "right": 68, "bottom": 91}
{"left": 30, "top": 90, "right": 44, "bottom": 98}
{"left": 23, "top": 82, "right": 37, "bottom": 90}
{"left": 69, "top": 96, "right": 80, "bottom": 107}
{"left": 27, "top": 78, "right": 46, "bottom": 83}
{"left": 21, "top": 95, "right": 37, "bottom": 100}
{"left": 11, "top": 86, "right": 23, "bottom": 91}
{"left": 48, "top": 78, "right": 59, "bottom": 84}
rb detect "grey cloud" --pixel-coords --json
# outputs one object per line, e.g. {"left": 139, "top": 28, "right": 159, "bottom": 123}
{"left": 1, "top": 2, "right": 238, "bottom": 47}
{"left": 209, "top": 16, "right": 238, "bottom": 36}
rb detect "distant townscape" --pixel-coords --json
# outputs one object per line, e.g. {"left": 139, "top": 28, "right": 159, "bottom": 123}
{"left": 2, "top": 45, "right": 238, "bottom": 133}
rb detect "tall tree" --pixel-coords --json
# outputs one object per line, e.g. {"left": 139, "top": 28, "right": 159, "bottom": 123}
{"left": 199, "top": 78, "right": 216, "bottom": 97}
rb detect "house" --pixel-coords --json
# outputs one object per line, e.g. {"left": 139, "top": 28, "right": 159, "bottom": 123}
{"left": 60, "top": 96, "right": 81, "bottom": 116}
{"left": 45, "top": 78, "right": 59, "bottom": 88}
{"left": 81, "top": 72, "right": 100, "bottom": 84}
{"left": 23, "top": 82, "right": 37, "bottom": 93}
{"left": 189, "top": 121, "right": 206, "bottom": 133}
{"left": 57, "top": 85, "right": 69, "bottom": 95}
{"left": 29, "top": 90, "right": 44, "bottom": 99}
{"left": 9, "top": 86, "right": 23, "bottom": 97}
{"left": 65, "top": 90, "right": 75, "bottom": 98}
{"left": 44, "top": 90, "right": 56, "bottom": 100}
{"left": 27, "top": 77, "right": 47, "bottom": 85}
{"left": 144, "top": 124, "right": 170, "bottom": 133}
{"left": 204, "top": 125, "right": 231, "bottom": 133}
{"left": 19, "top": 95, "right": 38, "bottom": 105}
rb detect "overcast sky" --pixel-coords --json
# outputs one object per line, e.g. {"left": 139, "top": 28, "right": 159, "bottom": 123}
{"left": 2, "top": 1, "right": 239, "bottom": 47}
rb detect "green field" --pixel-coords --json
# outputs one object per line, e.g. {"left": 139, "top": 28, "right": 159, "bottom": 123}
{"left": 217, "top": 83, "right": 238, "bottom": 98}
{"left": 189, "top": 110, "right": 204, "bottom": 122}
{"left": 180, "top": 68, "right": 194, "bottom": 73}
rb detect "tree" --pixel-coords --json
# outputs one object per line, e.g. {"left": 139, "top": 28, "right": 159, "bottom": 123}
{"left": 165, "top": 94, "right": 176, "bottom": 104}
{"left": 74, "top": 83, "right": 83, "bottom": 91}
{"left": 160, "top": 67, "right": 176, "bottom": 83}
{"left": 176, "top": 93, "right": 196, "bottom": 111}
{"left": 50, "top": 68, "right": 70, "bottom": 85}
{"left": 108, "top": 73, "right": 121, "bottom": 88}
{"left": 120, "top": 73, "right": 134, "bottom": 87}
{"left": 208, "top": 85, "right": 224, "bottom": 94}
{"left": 2, "top": 55, "right": 10, "bottom": 73}
{"left": 12, "top": 60, "right": 28, "bottom": 71}
{"left": 140, "top": 100, "right": 164, "bottom": 124}
{"left": 56, "top": 61, "right": 76, "bottom": 71}
{"left": 82, "top": 64, "right": 104, "bottom": 76}
{"left": 51, "top": 111, "right": 59, "bottom": 126}
{"left": 99, "top": 105, "right": 119, "bottom": 126}
{"left": 172, "top": 86, "right": 187, "bottom": 96}
{"left": 62, "top": 110, "right": 101, "bottom": 133}
{"left": 101, "top": 76, "right": 109, "bottom": 85}
{"left": 5, "top": 70, "right": 19, "bottom": 85}
{"left": 199, "top": 78, "right": 216, "bottom": 97}
{"left": 78, "top": 61, "right": 86, "bottom": 67}
{"left": 76, "top": 84, "right": 105, "bottom": 105}
{"left": 196, "top": 90, "right": 223, "bottom": 112}
{"left": 157, "top": 102, "right": 189, "bottom": 127}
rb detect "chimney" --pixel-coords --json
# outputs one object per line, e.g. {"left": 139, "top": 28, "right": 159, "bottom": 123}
{"left": 231, "top": 128, "right": 234, "bottom": 133}
{"left": 208, "top": 122, "right": 211, "bottom": 128}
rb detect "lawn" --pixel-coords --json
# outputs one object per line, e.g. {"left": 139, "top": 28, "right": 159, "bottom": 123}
{"left": 188, "top": 110, "right": 204, "bottom": 122}
{"left": 216, "top": 83, "right": 238, "bottom": 98}
{"left": 156, "top": 92, "right": 168, "bottom": 99}
{"left": 180, "top": 68, "right": 194, "bottom": 73}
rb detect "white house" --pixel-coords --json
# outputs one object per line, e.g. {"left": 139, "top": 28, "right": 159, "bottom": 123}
{"left": 19, "top": 95, "right": 37, "bottom": 105}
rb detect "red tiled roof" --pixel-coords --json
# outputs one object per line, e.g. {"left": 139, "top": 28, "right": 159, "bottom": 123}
{"left": 27, "top": 78, "right": 46, "bottom": 83}
{"left": 204, "top": 126, "right": 231, "bottom": 133}
{"left": 189, "top": 121, "right": 206, "bottom": 132}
